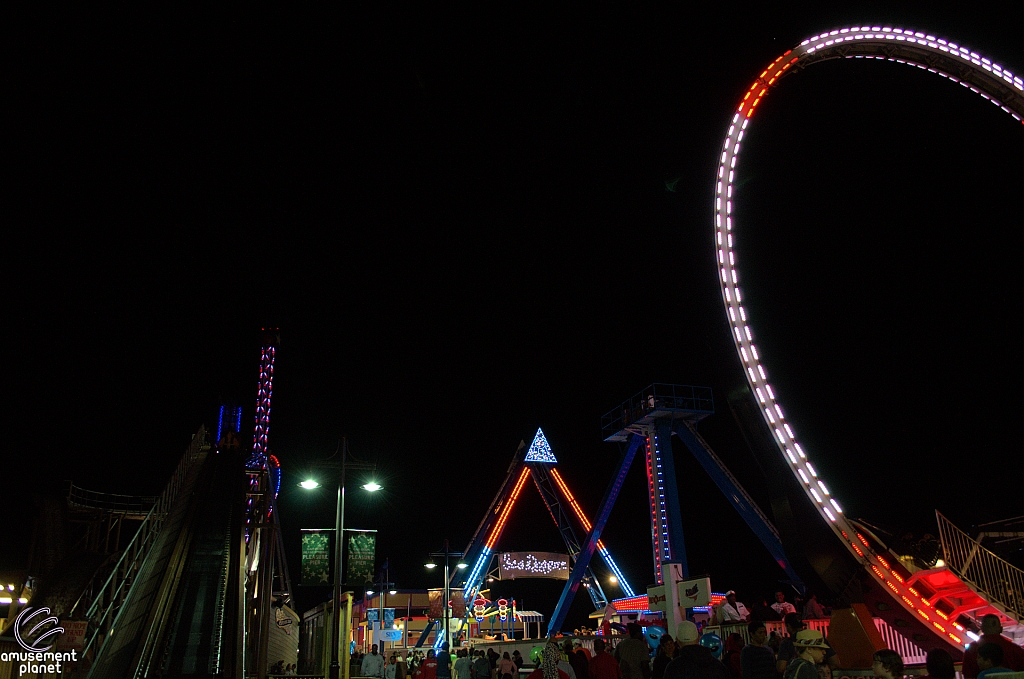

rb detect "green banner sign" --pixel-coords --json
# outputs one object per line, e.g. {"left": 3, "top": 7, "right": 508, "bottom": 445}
{"left": 301, "top": 531, "right": 331, "bottom": 585}
{"left": 346, "top": 530, "right": 376, "bottom": 584}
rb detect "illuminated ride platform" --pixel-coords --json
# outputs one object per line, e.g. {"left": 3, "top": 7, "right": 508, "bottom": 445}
{"left": 435, "top": 428, "right": 640, "bottom": 649}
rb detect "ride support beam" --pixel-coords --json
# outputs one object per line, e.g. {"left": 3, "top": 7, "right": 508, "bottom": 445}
{"left": 673, "top": 420, "right": 802, "bottom": 585}
{"left": 548, "top": 434, "right": 643, "bottom": 635}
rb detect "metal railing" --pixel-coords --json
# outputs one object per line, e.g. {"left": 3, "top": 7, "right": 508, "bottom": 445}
{"left": 601, "top": 383, "right": 714, "bottom": 438}
{"left": 873, "top": 618, "right": 928, "bottom": 666}
{"left": 709, "top": 617, "right": 927, "bottom": 666}
{"left": 65, "top": 482, "right": 159, "bottom": 517}
{"left": 73, "top": 427, "right": 210, "bottom": 661}
{"left": 937, "top": 511, "right": 1024, "bottom": 622}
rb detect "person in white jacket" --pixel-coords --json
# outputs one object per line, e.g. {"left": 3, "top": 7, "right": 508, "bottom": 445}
{"left": 719, "top": 591, "right": 750, "bottom": 622}
{"left": 363, "top": 645, "right": 386, "bottom": 678}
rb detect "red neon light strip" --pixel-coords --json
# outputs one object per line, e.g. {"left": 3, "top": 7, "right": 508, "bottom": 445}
{"left": 644, "top": 436, "right": 663, "bottom": 583}
{"left": 549, "top": 468, "right": 607, "bottom": 551}
{"left": 486, "top": 467, "right": 532, "bottom": 549}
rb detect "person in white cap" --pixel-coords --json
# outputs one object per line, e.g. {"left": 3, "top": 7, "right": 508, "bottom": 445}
{"left": 719, "top": 591, "right": 750, "bottom": 623}
{"left": 782, "top": 630, "right": 829, "bottom": 679}
{"left": 664, "top": 621, "right": 728, "bottom": 679}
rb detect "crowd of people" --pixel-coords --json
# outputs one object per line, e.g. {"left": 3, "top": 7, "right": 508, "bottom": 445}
{"left": 331, "top": 608, "right": 1024, "bottom": 679}
{"left": 552, "top": 611, "right": 1022, "bottom": 679}
{"left": 268, "top": 660, "right": 298, "bottom": 674}
{"left": 352, "top": 642, "right": 533, "bottom": 679}
{"left": 713, "top": 591, "right": 828, "bottom": 625}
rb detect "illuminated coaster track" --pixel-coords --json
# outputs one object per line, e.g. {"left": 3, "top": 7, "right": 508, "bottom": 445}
{"left": 714, "top": 26, "right": 1022, "bottom": 651}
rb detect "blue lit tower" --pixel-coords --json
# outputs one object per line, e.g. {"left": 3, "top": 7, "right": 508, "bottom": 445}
{"left": 600, "top": 384, "right": 800, "bottom": 586}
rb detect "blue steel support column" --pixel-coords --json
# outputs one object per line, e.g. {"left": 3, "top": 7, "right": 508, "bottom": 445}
{"left": 672, "top": 421, "right": 802, "bottom": 584}
{"left": 548, "top": 435, "right": 643, "bottom": 635}
{"left": 655, "top": 419, "right": 689, "bottom": 579}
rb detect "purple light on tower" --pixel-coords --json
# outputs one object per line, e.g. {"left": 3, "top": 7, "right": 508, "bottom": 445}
{"left": 247, "top": 330, "right": 278, "bottom": 470}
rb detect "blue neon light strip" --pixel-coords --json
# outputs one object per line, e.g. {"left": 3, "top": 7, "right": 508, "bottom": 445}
{"left": 217, "top": 405, "right": 225, "bottom": 444}
{"left": 464, "top": 547, "right": 491, "bottom": 600}
{"left": 599, "top": 547, "right": 636, "bottom": 597}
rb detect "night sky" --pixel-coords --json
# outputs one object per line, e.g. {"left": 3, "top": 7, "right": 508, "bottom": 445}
{"left": 7, "top": 4, "right": 1023, "bottom": 630}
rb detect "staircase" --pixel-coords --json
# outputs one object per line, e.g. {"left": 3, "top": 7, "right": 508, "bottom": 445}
{"left": 936, "top": 511, "right": 1023, "bottom": 623}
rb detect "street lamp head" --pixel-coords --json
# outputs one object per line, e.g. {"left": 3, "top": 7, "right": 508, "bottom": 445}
{"left": 300, "top": 479, "right": 321, "bottom": 489}
{"left": 456, "top": 562, "right": 468, "bottom": 569}
{"left": 424, "top": 560, "right": 437, "bottom": 569}
{"left": 362, "top": 481, "right": 383, "bottom": 492}
{"left": 389, "top": 589, "right": 397, "bottom": 596}
{"left": 366, "top": 589, "right": 374, "bottom": 596}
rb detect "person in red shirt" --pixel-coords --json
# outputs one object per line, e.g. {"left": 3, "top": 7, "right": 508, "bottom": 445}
{"left": 963, "top": 615, "right": 1024, "bottom": 679}
{"left": 589, "top": 638, "right": 622, "bottom": 679}
{"left": 416, "top": 650, "right": 440, "bottom": 679}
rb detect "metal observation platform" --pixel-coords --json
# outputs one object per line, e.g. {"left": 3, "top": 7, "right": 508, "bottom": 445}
{"left": 601, "top": 383, "right": 714, "bottom": 442}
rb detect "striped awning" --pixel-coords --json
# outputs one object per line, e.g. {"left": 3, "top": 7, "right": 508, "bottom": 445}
{"left": 515, "top": 611, "right": 545, "bottom": 623}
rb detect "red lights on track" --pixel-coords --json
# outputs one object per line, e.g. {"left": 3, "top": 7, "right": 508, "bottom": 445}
{"left": 918, "top": 609, "right": 931, "bottom": 621}
{"left": 486, "top": 467, "right": 531, "bottom": 549}
{"left": 549, "top": 468, "right": 607, "bottom": 551}
{"left": 613, "top": 595, "right": 650, "bottom": 612}
{"left": 857, "top": 533, "right": 871, "bottom": 548}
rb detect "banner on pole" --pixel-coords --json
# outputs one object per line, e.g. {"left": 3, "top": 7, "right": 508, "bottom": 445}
{"left": 346, "top": 530, "right": 377, "bottom": 584}
{"left": 450, "top": 589, "right": 466, "bottom": 618}
{"left": 428, "top": 589, "right": 444, "bottom": 618}
{"left": 367, "top": 608, "right": 394, "bottom": 626}
{"left": 301, "top": 530, "right": 332, "bottom": 585}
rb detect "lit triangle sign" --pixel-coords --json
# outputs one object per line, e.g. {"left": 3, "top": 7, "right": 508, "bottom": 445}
{"left": 524, "top": 428, "right": 557, "bottom": 463}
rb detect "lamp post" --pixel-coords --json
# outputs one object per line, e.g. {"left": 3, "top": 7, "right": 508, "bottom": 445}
{"left": 425, "top": 539, "right": 467, "bottom": 650}
{"left": 367, "top": 566, "right": 397, "bottom": 651}
{"left": 302, "top": 439, "right": 380, "bottom": 679}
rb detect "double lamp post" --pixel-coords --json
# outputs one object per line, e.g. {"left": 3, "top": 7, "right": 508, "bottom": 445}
{"left": 425, "top": 539, "right": 467, "bottom": 651}
{"left": 302, "top": 440, "right": 380, "bottom": 679}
